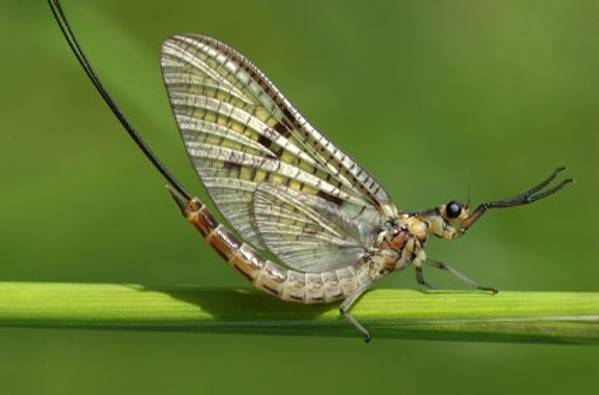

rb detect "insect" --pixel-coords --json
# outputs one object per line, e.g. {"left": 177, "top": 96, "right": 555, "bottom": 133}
{"left": 49, "top": 0, "right": 572, "bottom": 342}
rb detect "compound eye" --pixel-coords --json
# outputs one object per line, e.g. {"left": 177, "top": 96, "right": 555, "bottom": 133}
{"left": 445, "top": 201, "right": 462, "bottom": 219}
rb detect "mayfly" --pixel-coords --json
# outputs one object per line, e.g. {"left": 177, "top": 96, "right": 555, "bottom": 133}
{"left": 48, "top": 0, "right": 572, "bottom": 341}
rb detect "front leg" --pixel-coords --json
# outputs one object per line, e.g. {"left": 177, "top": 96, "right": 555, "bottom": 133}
{"left": 425, "top": 259, "right": 498, "bottom": 293}
{"left": 415, "top": 266, "right": 434, "bottom": 289}
{"left": 412, "top": 250, "right": 434, "bottom": 289}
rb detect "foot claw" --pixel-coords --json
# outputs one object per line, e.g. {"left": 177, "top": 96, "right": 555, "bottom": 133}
{"left": 479, "top": 286, "right": 499, "bottom": 294}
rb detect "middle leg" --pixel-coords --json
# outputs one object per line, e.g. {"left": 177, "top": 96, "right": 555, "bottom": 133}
{"left": 422, "top": 259, "right": 498, "bottom": 293}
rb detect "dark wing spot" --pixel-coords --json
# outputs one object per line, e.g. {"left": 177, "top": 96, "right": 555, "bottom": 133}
{"left": 273, "top": 121, "right": 292, "bottom": 138}
{"left": 282, "top": 108, "right": 295, "bottom": 122}
{"left": 303, "top": 226, "right": 318, "bottom": 236}
{"left": 317, "top": 191, "right": 344, "bottom": 207}
{"left": 224, "top": 161, "right": 242, "bottom": 173}
{"left": 257, "top": 134, "right": 272, "bottom": 148}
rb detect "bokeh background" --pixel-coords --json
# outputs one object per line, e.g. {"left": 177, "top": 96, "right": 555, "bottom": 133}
{"left": 1, "top": 0, "right": 598, "bottom": 394}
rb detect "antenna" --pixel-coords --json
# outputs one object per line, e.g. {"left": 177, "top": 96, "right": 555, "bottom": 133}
{"left": 47, "top": 0, "right": 192, "bottom": 202}
{"left": 466, "top": 184, "right": 472, "bottom": 208}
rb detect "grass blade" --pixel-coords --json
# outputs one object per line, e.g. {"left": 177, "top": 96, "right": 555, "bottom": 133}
{"left": 1, "top": 282, "right": 598, "bottom": 343}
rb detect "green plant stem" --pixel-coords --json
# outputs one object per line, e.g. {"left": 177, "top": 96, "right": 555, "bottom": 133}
{"left": 0, "top": 282, "right": 598, "bottom": 343}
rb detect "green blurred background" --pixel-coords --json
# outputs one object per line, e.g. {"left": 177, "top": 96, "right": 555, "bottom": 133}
{"left": 1, "top": 0, "right": 598, "bottom": 394}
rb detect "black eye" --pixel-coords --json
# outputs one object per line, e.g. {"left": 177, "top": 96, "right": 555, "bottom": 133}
{"left": 445, "top": 201, "right": 462, "bottom": 219}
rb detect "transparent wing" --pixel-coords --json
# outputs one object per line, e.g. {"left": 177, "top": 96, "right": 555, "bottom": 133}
{"left": 252, "top": 183, "right": 368, "bottom": 272}
{"left": 160, "top": 34, "right": 392, "bottom": 255}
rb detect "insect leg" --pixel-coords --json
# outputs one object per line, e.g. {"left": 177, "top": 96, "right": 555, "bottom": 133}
{"left": 415, "top": 266, "right": 434, "bottom": 289}
{"left": 459, "top": 167, "right": 573, "bottom": 234}
{"left": 339, "top": 281, "right": 374, "bottom": 343}
{"left": 425, "top": 259, "right": 498, "bottom": 293}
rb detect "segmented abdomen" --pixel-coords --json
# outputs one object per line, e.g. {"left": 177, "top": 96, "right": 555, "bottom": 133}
{"left": 185, "top": 198, "right": 369, "bottom": 304}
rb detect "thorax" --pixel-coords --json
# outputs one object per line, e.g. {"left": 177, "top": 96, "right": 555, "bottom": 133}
{"left": 369, "top": 214, "right": 429, "bottom": 275}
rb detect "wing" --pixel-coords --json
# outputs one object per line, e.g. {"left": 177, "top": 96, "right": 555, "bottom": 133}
{"left": 251, "top": 183, "right": 373, "bottom": 272}
{"left": 160, "top": 34, "right": 394, "bottom": 258}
